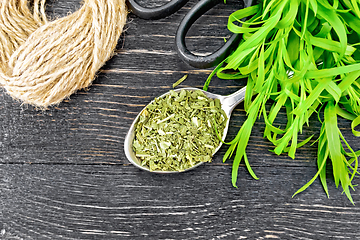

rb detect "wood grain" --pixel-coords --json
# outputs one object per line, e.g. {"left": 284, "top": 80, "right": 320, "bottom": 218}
{"left": 1, "top": 164, "right": 359, "bottom": 239}
{"left": 0, "top": 0, "right": 359, "bottom": 239}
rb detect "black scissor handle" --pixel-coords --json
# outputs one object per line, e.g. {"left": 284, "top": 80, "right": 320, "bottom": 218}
{"left": 128, "top": 0, "right": 189, "bottom": 20}
{"left": 176, "top": 0, "right": 253, "bottom": 68}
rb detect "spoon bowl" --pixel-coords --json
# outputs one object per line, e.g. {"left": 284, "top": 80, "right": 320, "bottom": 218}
{"left": 124, "top": 86, "right": 246, "bottom": 173}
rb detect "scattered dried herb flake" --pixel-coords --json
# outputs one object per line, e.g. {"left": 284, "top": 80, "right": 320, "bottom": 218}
{"left": 133, "top": 89, "right": 227, "bottom": 171}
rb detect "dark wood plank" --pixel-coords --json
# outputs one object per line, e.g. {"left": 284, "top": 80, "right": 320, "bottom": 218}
{"left": 0, "top": 0, "right": 360, "bottom": 239}
{"left": 1, "top": 164, "right": 359, "bottom": 240}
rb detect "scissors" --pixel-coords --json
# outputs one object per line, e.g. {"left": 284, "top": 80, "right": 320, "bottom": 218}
{"left": 127, "top": 0, "right": 253, "bottom": 68}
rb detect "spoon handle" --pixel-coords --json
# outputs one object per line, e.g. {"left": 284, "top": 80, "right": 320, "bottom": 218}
{"left": 222, "top": 86, "right": 247, "bottom": 115}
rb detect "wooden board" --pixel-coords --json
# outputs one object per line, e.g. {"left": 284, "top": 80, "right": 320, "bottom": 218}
{"left": 1, "top": 0, "right": 359, "bottom": 239}
{"left": 1, "top": 164, "right": 360, "bottom": 239}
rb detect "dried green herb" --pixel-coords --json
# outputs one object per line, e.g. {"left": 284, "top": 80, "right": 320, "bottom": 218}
{"left": 172, "top": 74, "right": 188, "bottom": 88}
{"left": 133, "top": 89, "right": 227, "bottom": 171}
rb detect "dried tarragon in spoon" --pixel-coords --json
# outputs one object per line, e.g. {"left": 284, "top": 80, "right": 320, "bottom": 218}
{"left": 132, "top": 89, "right": 227, "bottom": 171}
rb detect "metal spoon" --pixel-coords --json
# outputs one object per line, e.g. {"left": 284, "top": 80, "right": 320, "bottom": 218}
{"left": 124, "top": 86, "right": 246, "bottom": 173}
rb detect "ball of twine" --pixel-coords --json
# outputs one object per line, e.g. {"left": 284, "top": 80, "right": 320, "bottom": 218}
{"left": 0, "top": 0, "right": 127, "bottom": 108}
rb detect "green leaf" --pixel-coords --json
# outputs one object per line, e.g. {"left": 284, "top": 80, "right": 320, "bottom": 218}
{"left": 293, "top": 77, "right": 331, "bottom": 116}
{"left": 340, "top": 11, "right": 360, "bottom": 34}
{"left": 305, "top": 63, "right": 360, "bottom": 78}
{"left": 283, "top": 134, "right": 314, "bottom": 152}
{"left": 338, "top": 130, "right": 359, "bottom": 183}
{"left": 228, "top": 5, "right": 261, "bottom": 33}
{"left": 309, "top": 0, "right": 318, "bottom": 16}
{"left": 244, "top": 152, "right": 259, "bottom": 180}
{"left": 287, "top": 30, "right": 300, "bottom": 66}
{"left": 323, "top": 102, "right": 353, "bottom": 203}
{"left": 324, "top": 101, "right": 342, "bottom": 187}
{"left": 273, "top": 117, "right": 300, "bottom": 157}
{"left": 317, "top": 129, "right": 330, "bottom": 197}
{"left": 276, "top": 0, "right": 299, "bottom": 29}
{"left": 317, "top": 1, "right": 347, "bottom": 59}
{"left": 351, "top": 115, "right": 360, "bottom": 136}
{"left": 225, "top": 1, "right": 287, "bottom": 70}
{"left": 336, "top": 104, "right": 356, "bottom": 121}
{"left": 308, "top": 35, "right": 356, "bottom": 55}
{"left": 338, "top": 70, "right": 360, "bottom": 92}
{"left": 207, "top": 0, "right": 360, "bottom": 203}
{"left": 314, "top": 22, "right": 332, "bottom": 38}
{"left": 292, "top": 137, "right": 328, "bottom": 197}
{"left": 231, "top": 117, "right": 254, "bottom": 187}
{"left": 325, "top": 81, "right": 342, "bottom": 103}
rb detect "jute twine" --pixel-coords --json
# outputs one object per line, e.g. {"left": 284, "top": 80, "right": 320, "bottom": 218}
{"left": 0, "top": 0, "right": 127, "bottom": 108}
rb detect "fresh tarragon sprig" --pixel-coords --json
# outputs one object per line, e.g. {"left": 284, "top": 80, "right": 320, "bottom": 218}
{"left": 205, "top": 0, "right": 360, "bottom": 203}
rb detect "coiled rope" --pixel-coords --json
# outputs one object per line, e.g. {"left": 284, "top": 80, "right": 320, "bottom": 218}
{"left": 0, "top": 0, "right": 127, "bottom": 108}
